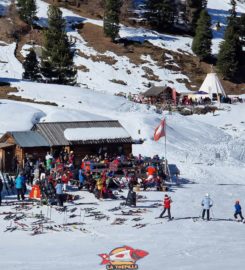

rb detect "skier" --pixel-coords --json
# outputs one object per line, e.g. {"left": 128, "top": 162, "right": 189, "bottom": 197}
{"left": 159, "top": 194, "right": 172, "bottom": 220}
{"left": 201, "top": 193, "right": 213, "bottom": 221}
{"left": 0, "top": 178, "right": 3, "bottom": 206}
{"left": 234, "top": 200, "right": 244, "bottom": 222}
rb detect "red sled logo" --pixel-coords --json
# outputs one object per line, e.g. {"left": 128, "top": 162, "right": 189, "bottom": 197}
{"left": 99, "top": 246, "right": 149, "bottom": 269}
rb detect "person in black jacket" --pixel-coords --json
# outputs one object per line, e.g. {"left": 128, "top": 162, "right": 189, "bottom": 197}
{"left": 0, "top": 178, "right": 3, "bottom": 206}
{"left": 126, "top": 185, "right": 136, "bottom": 207}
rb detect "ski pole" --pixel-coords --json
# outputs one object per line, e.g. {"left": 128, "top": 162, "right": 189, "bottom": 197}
{"left": 50, "top": 206, "right": 52, "bottom": 220}
{"left": 199, "top": 209, "right": 203, "bottom": 218}
{"left": 79, "top": 208, "right": 82, "bottom": 224}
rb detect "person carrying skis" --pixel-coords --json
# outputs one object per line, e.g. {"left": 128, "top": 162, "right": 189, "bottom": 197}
{"left": 234, "top": 200, "right": 244, "bottom": 221}
{"left": 159, "top": 194, "right": 172, "bottom": 220}
{"left": 201, "top": 193, "right": 213, "bottom": 221}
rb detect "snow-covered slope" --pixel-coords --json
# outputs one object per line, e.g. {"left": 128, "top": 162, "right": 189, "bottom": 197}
{"left": 0, "top": 42, "right": 23, "bottom": 80}
{"left": 33, "top": 0, "right": 192, "bottom": 94}
{"left": 4, "top": 80, "right": 245, "bottom": 167}
{"left": 0, "top": 1, "right": 245, "bottom": 269}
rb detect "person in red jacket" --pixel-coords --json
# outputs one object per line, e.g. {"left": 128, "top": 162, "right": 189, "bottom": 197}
{"left": 61, "top": 173, "right": 69, "bottom": 192}
{"left": 159, "top": 194, "right": 172, "bottom": 220}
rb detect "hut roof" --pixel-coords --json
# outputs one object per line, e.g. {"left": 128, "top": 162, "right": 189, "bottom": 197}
{"left": 9, "top": 131, "right": 50, "bottom": 148}
{"left": 142, "top": 85, "right": 170, "bottom": 97}
{"left": 32, "top": 120, "right": 133, "bottom": 146}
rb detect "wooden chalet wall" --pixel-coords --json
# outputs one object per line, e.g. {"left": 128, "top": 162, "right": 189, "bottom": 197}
{"left": 22, "top": 147, "right": 50, "bottom": 164}
{"left": 0, "top": 133, "right": 50, "bottom": 172}
{"left": 0, "top": 134, "right": 17, "bottom": 172}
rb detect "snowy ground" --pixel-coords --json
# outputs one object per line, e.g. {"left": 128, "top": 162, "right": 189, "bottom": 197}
{"left": 1, "top": 83, "right": 245, "bottom": 270}
{"left": 0, "top": 0, "right": 245, "bottom": 269}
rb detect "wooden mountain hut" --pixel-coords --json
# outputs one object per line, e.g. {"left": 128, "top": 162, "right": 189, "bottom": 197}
{"left": 0, "top": 120, "right": 133, "bottom": 172}
{"left": 142, "top": 85, "right": 180, "bottom": 105}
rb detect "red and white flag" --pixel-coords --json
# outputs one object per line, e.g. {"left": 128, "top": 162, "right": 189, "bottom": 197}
{"left": 154, "top": 118, "right": 166, "bottom": 141}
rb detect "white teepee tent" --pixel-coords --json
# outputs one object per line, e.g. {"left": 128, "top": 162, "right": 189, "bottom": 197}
{"left": 199, "top": 73, "right": 226, "bottom": 97}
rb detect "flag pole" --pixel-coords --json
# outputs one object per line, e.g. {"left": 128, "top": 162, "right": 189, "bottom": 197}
{"left": 164, "top": 116, "right": 167, "bottom": 179}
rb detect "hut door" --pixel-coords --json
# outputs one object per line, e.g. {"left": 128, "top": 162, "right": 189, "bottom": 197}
{"left": 5, "top": 147, "right": 14, "bottom": 172}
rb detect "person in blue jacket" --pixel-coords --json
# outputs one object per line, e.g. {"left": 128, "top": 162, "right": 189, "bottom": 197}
{"left": 234, "top": 200, "right": 244, "bottom": 221}
{"left": 15, "top": 173, "right": 25, "bottom": 201}
{"left": 55, "top": 179, "right": 63, "bottom": 206}
{"left": 78, "top": 169, "right": 85, "bottom": 190}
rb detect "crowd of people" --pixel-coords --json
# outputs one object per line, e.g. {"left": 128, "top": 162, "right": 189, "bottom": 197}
{"left": 2, "top": 151, "right": 168, "bottom": 206}
{"left": 0, "top": 150, "right": 244, "bottom": 223}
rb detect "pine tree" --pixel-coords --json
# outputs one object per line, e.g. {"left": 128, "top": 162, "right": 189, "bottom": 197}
{"left": 239, "top": 14, "right": 245, "bottom": 46}
{"left": 186, "top": 0, "right": 203, "bottom": 33}
{"left": 16, "top": 0, "right": 37, "bottom": 26}
{"left": 239, "top": 14, "right": 245, "bottom": 64}
{"left": 192, "top": 9, "right": 212, "bottom": 60}
{"left": 41, "top": 5, "right": 77, "bottom": 85}
{"left": 22, "top": 49, "right": 41, "bottom": 81}
{"left": 217, "top": 25, "right": 242, "bottom": 80}
{"left": 202, "top": 0, "right": 208, "bottom": 8}
{"left": 26, "top": 0, "right": 37, "bottom": 25}
{"left": 145, "top": 0, "right": 176, "bottom": 31}
{"left": 228, "top": 0, "right": 237, "bottom": 25}
{"left": 16, "top": 0, "right": 25, "bottom": 18}
{"left": 103, "top": 0, "right": 122, "bottom": 41}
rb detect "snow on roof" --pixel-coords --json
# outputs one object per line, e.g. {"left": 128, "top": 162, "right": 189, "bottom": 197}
{"left": 64, "top": 127, "right": 131, "bottom": 141}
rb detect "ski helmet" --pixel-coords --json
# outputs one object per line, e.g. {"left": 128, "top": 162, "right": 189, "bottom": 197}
{"left": 205, "top": 193, "right": 210, "bottom": 197}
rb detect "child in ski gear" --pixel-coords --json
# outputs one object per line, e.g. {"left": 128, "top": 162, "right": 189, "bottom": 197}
{"left": 159, "top": 194, "right": 172, "bottom": 220}
{"left": 201, "top": 193, "right": 213, "bottom": 221}
{"left": 234, "top": 201, "right": 244, "bottom": 221}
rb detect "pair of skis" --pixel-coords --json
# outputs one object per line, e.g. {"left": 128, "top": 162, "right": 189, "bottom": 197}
{"left": 155, "top": 216, "right": 174, "bottom": 221}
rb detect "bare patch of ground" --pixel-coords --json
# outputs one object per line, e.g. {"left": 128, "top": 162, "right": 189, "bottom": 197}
{"left": 110, "top": 79, "right": 127, "bottom": 86}
{"left": 44, "top": 0, "right": 132, "bottom": 24}
{"left": 0, "top": 85, "right": 57, "bottom": 106}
